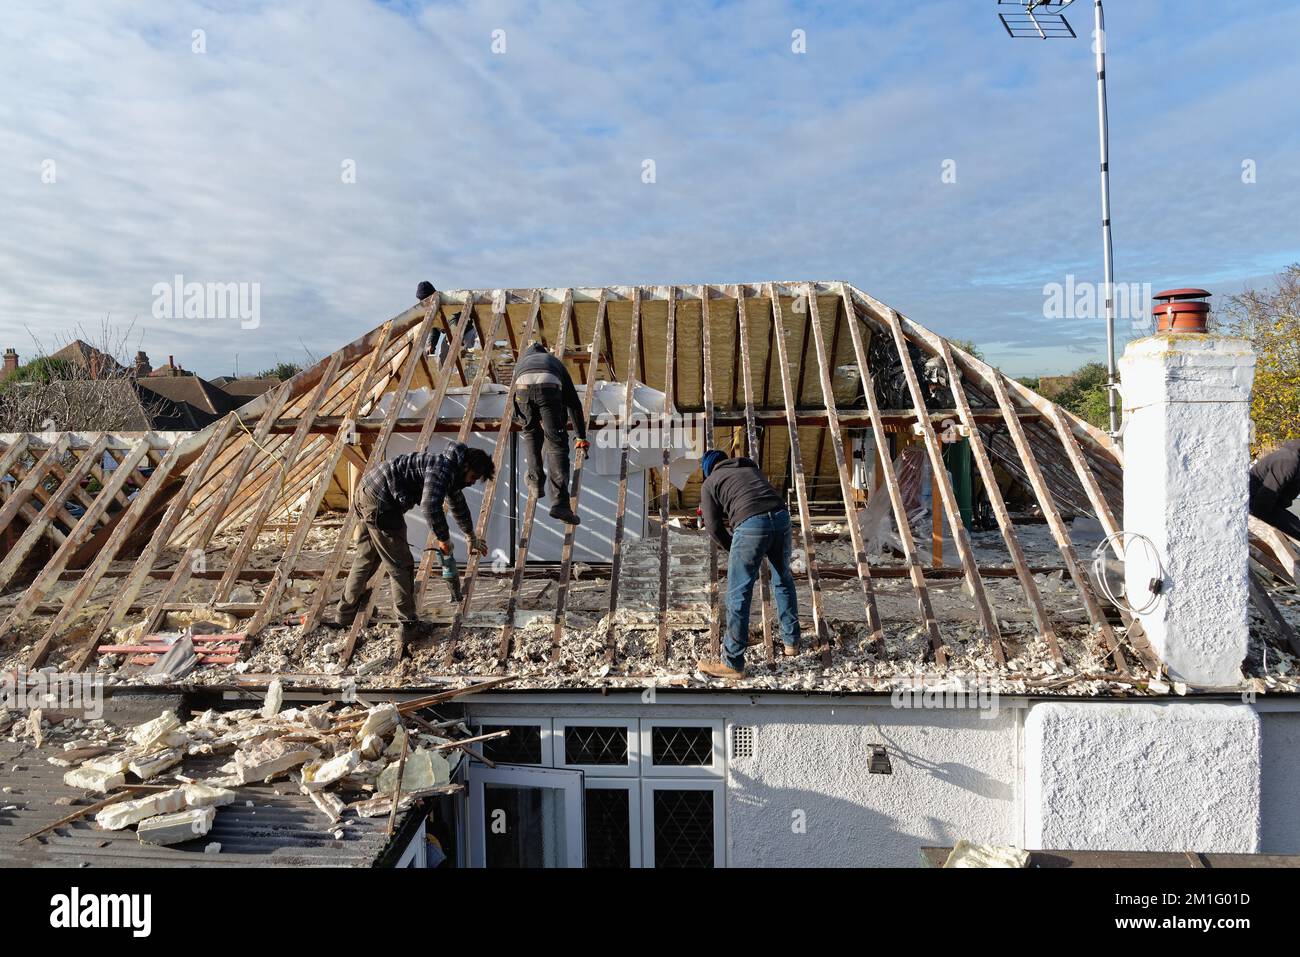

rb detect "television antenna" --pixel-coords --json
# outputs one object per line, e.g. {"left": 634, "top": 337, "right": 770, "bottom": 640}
{"left": 997, "top": 0, "right": 1121, "bottom": 434}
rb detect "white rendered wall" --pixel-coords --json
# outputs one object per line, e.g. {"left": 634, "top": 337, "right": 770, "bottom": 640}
{"left": 463, "top": 695, "right": 1300, "bottom": 865}
{"left": 1024, "top": 701, "right": 1261, "bottom": 853}
{"left": 465, "top": 698, "right": 1019, "bottom": 867}
{"left": 1119, "top": 334, "right": 1255, "bottom": 687}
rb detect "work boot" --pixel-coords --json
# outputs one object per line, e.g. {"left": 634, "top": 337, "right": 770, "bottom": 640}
{"left": 782, "top": 641, "right": 799, "bottom": 657}
{"left": 550, "top": 503, "right": 581, "bottom": 525}
{"left": 698, "top": 659, "right": 745, "bottom": 680}
{"left": 322, "top": 610, "right": 355, "bottom": 629}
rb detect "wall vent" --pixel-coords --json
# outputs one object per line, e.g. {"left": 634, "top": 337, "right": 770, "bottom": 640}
{"left": 730, "top": 725, "right": 755, "bottom": 760}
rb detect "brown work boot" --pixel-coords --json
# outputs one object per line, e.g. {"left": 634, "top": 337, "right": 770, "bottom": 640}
{"left": 782, "top": 641, "right": 799, "bottom": 657}
{"left": 698, "top": 659, "right": 745, "bottom": 680}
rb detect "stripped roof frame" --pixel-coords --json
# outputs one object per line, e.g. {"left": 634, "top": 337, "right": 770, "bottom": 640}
{"left": 2, "top": 281, "right": 1298, "bottom": 681}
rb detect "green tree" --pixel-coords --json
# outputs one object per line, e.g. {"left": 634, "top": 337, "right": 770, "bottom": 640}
{"left": 1054, "top": 361, "right": 1110, "bottom": 430}
{"left": 1222, "top": 264, "right": 1300, "bottom": 456}
{"left": 257, "top": 361, "right": 302, "bottom": 381}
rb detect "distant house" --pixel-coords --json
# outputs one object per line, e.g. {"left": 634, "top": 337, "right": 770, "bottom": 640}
{"left": 210, "top": 376, "right": 281, "bottom": 403}
{"left": 0, "top": 344, "right": 263, "bottom": 432}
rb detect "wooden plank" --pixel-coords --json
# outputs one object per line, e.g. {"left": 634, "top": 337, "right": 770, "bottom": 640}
{"left": 1250, "top": 516, "right": 1300, "bottom": 588}
{"left": 552, "top": 290, "right": 609, "bottom": 658}
{"left": 266, "top": 319, "right": 399, "bottom": 637}
{"left": 938, "top": 338, "right": 1050, "bottom": 665}
{"left": 498, "top": 289, "right": 573, "bottom": 663}
{"left": 733, "top": 285, "right": 776, "bottom": 665}
{"left": 881, "top": 304, "right": 1003, "bottom": 650}
{"left": 139, "top": 384, "right": 294, "bottom": 633}
{"left": 296, "top": 320, "right": 409, "bottom": 633}
{"left": 602, "top": 288, "right": 643, "bottom": 662}
{"left": 440, "top": 291, "right": 539, "bottom": 666}
{"left": 655, "top": 286, "right": 677, "bottom": 663}
{"left": 767, "top": 285, "right": 832, "bottom": 665}
{"left": 1249, "top": 573, "right": 1300, "bottom": 658}
{"left": 92, "top": 419, "right": 236, "bottom": 622}
{"left": 0, "top": 438, "right": 152, "bottom": 647}
{"left": 837, "top": 284, "right": 945, "bottom": 662}
{"left": 212, "top": 353, "right": 344, "bottom": 603}
{"left": 47, "top": 439, "right": 193, "bottom": 670}
{"left": 804, "top": 285, "right": 884, "bottom": 650}
{"left": 988, "top": 369, "right": 1129, "bottom": 674}
{"left": 0, "top": 436, "right": 107, "bottom": 592}
{"left": 71, "top": 418, "right": 239, "bottom": 667}
{"left": 332, "top": 301, "right": 445, "bottom": 663}
{"left": 700, "top": 287, "right": 721, "bottom": 658}
{"left": 1045, "top": 400, "right": 1160, "bottom": 673}
{"left": 0, "top": 434, "right": 71, "bottom": 532}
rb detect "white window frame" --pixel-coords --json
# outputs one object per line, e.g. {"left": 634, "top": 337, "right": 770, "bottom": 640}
{"left": 640, "top": 778, "right": 726, "bottom": 868}
{"left": 467, "top": 764, "right": 586, "bottom": 868}
{"left": 638, "top": 718, "right": 725, "bottom": 778}
{"left": 472, "top": 716, "right": 555, "bottom": 766}
{"left": 553, "top": 717, "right": 640, "bottom": 778}
{"left": 583, "top": 777, "right": 643, "bottom": 868}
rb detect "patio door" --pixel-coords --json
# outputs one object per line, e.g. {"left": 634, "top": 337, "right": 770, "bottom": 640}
{"left": 467, "top": 764, "right": 586, "bottom": 867}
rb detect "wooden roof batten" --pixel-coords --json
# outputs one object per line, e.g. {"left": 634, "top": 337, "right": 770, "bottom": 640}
{"left": 0, "top": 282, "right": 1170, "bottom": 679}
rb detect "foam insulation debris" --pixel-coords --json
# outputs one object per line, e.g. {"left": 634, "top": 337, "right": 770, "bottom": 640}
{"left": 2, "top": 506, "right": 1297, "bottom": 698}
{"left": 3, "top": 691, "right": 480, "bottom": 847}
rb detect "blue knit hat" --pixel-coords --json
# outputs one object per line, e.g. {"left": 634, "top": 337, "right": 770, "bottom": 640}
{"left": 701, "top": 449, "right": 726, "bottom": 478}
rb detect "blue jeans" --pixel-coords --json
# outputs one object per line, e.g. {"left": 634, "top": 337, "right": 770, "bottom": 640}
{"left": 723, "top": 510, "right": 800, "bottom": 669}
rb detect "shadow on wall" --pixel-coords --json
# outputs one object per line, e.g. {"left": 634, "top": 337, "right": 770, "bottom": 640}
{"left": 724, "top": 711, "right": 1018, "bottom": 867}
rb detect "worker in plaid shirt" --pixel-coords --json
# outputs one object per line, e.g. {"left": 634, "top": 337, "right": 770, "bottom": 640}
{"left": 327, "top": 441, "right": 494, "bottom": 655}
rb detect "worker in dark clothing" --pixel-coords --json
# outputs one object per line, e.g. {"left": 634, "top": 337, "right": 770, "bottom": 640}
{"left": 326, "top": 442, "right": 494, "bottom": 655}
{"left": 512, "top": 341, "right": 590, "bottom": 525}
{"left": 695, "top": 450, "right": 800, "bottom": 679}
{"left": 1249, "top": 439, "right": 1300, "bottom": 540}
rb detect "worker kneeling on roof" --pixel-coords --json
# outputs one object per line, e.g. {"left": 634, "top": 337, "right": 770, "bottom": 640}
{"left": 1250, "top": 438, "right": 1300, "bottom": 541}
{"left": 511, "top": 340, "right": 590, "bottom": 526}
{"left": 326, "top": 441, "right": 493, "bottom": 656}
{"left": 696, "top": 449, "right": 800, "bottom": 680}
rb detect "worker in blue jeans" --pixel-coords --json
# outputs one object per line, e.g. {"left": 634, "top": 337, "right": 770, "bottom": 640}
{"left": 696, "top": 450, "right": 800, "bottom": 679}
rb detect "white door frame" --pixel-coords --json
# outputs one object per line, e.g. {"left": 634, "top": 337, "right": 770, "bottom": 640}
{"left": 467, "top": 763, "right": 586, "bottom": 868}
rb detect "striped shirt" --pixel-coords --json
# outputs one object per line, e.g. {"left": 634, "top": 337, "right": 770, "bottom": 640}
{"left": 361, "top": 443, "right": 474, "bottom": 543}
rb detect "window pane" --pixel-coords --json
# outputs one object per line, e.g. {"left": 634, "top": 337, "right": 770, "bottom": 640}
{"left": 483, "top": 783, "right": 569, "bottom": 867}
{"left": 564, "top": 725, "right": 629, "bottom": 766}
{"left": 480, "top": 724, "right": 543, "bottom": 764}
{"left": 584, "top": 788, "right": 631, "bottom": 868}
{"left": 653, "top": 789, "right": 715, "bottom": 868}
{"left": 651, "top": 726, "right": 713, "bottom": 766}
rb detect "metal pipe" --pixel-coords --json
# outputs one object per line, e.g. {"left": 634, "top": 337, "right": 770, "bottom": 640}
{"left": 1094, "top": 0, "right": 1119, "bottom": 434}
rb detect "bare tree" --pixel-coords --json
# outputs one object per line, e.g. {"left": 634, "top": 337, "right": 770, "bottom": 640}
{"left": 0, "top": 319, "right": 169, "bottom": 432}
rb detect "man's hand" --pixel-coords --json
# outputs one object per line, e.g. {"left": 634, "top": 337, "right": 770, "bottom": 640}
{"left": 575, "top": 439, "right": 591, "bottom": 452}
{"left": 434, "top": 539, "right": 453, "bottom": 556}
{"left": 469, "top": 536, "right": 489, "bottom": 556}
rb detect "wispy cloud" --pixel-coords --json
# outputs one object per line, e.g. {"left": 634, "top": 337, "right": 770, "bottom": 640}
{"left": 0, "top": 0, "right": 1296, "bottom": 379}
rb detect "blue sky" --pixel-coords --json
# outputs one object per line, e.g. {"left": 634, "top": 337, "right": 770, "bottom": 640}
{"left": 1, "top": 0, "right": 1297, "bottom": 379}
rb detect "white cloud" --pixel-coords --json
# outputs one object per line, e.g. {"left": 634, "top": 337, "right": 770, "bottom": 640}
{"left": 0, "top": 0, "right": 1296, "bottom": 379}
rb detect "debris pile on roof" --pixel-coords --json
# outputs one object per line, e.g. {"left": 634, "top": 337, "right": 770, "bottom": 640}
{"left": 7, "top": 678, "right": 509, "bottom": 848}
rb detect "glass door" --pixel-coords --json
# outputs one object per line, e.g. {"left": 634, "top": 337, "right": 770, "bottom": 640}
{"left": 467, "top": 764, "right": 586, "bottom": 867}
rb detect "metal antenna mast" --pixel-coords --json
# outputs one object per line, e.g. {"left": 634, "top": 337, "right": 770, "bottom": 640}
{"left": 998, "top": 0, "right": 1120, "bottom": 434}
